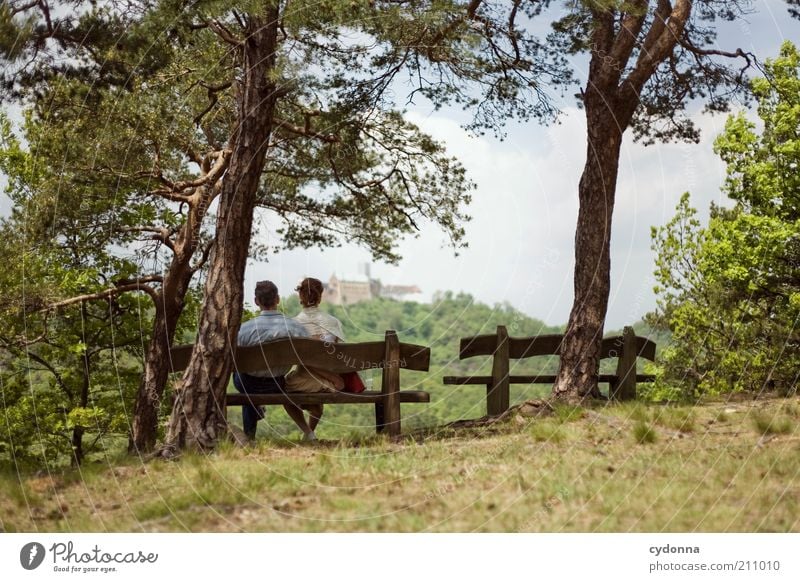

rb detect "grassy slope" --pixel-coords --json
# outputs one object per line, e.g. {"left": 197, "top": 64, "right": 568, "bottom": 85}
{"left": 2, "top": 396, "right": 798, "bottom": 532}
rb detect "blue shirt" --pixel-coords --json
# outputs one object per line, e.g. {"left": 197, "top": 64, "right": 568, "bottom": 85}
{"left": 237, "top": 310, "right": 309, "bottom": 377}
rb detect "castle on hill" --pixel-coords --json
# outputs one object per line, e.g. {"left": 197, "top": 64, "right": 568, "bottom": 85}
{"left": 323, "top": 264, "right": 421, "bottom": 306}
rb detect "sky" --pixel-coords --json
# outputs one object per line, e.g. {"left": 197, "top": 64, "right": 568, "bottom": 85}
{"left": 242, "top": 1, "right": 800, "bottom": 329}
{"left": 2, "top": 1, "right": 799, "bottom": 330}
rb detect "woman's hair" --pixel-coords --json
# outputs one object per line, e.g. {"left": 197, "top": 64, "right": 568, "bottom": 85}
{"left": 296, "top": 277, "right": 324, "bottom": 307}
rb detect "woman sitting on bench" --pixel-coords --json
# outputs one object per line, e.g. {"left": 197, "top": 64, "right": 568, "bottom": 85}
{"left": 284, "top": 277, "right": 346, "bottom": 441}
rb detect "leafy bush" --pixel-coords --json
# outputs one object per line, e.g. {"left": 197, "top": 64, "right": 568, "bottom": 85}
{"left": 649, "top": 43, "right": 800, "bottom": 400}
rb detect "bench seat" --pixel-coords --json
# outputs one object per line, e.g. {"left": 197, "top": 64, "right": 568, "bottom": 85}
{"left": 226, "top": 390, "right": 431, "bottom": 406}
{"left": 443, "top": 374, "right": 656, "bottom": 385}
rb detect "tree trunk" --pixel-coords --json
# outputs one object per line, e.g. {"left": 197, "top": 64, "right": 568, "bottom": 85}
{"left": 127, "top": 291, "right": 182, "bottom": 454}
{"left": 128, "top": 158, "right": 217, "bottom": 454}
{"left": 71, "top": 427, "right": 84, "bottom": 466}
{"left": 549, "top": 1, "right": 693, "bottom": 402}
{"left": 160, "top": 9, "right": 280, "bottom": 454}
{"left": 552, "top": 98, "right": 625, "bottom": 401}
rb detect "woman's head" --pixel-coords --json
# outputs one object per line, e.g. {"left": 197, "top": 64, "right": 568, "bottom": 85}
{"left": 296, "top": 277, "right": 324, "bottom": 307}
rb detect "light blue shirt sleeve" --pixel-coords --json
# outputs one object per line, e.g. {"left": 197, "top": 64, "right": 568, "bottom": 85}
{"left": 237, "top": 317, "right": 257, "bottom": 347}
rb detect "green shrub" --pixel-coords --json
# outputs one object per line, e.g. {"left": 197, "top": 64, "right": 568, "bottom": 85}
{"left": 633, "top": 421, "right": 657, "bottom": 444}
{"left": 751, "top": 413, "right": 793, "bottom": 435}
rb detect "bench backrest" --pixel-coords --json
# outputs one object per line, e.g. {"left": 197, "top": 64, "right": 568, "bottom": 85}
{"left": 168, "top": 330, "right": 430, "bottom": 375}
{"left": 458, "top": 325, "right": 656, "bottom": 403}
{"left": 458, "top": 327, "right": 656, "bottom": 362}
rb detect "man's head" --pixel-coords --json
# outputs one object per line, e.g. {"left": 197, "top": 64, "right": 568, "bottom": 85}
{"left": 296, "top": 277, "right": 324, "bottom": 308}
{"left": 254, "top": 280, "right": 279, "bottom": 310}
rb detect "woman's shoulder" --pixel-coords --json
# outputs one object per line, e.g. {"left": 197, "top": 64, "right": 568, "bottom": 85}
{"left": 299, "top": 306, "right": 338, "bottom": 322}
{"left": 318, "top": 310, "right": 342, "bottom": 324}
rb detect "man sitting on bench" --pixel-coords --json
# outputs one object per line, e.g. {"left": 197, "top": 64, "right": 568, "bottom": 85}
{"left": 234, "top": 280, "right": 312, "bottom": 440}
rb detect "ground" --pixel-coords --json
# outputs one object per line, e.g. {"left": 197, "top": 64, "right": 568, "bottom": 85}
{"left": 1, "top": 396, "right": 798, "bottom": 532}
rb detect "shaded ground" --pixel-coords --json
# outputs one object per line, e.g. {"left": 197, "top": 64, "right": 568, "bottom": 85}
{"left": 1, "top": 396, "right": 798, "bottom": 532}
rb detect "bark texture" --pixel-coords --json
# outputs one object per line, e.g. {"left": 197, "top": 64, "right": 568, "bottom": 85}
{"left": 552, "top": 0, "right": 692, "bottom": 400}
{"left": 552, "top": 101, "right": 623, "bottom": 401}
{"left": 161, "top": 10, "right": 280, "bottom": 453}
{"left": 127, "top": 283, "right": 186, "bottom": 453}
{"left": 128, "top": 168, "right": 218, "bottom": 453}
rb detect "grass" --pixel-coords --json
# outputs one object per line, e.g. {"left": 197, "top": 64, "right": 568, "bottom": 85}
{"left": 652, "top": 406, "right": 696, "bottom": 433}
{"left": 607, "top": 401, "right": 650, "bottom": 423}
{"left": 0, "top": 396, "right": 798, "bottom": 532}
{"left": 552, "top": 404, "right": 585, "bottom": 424}
{"left": 780, "top": 401, "right": 800, "bottom": 418}
{"left": 751, "top": 412, "right": 794, "bottom": 435}
{"left": 633, "top": 421, "right": 658, "bottom": 444}
{"left": 528, "top": 420, "right": 567, "bottom": 443}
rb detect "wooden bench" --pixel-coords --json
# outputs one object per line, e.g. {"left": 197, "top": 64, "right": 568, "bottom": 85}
{"left": 443, "top": 325, "right": 657, "bottom": 416}
{"left": 169, "top": 330, "right": 430, "bottom": 436}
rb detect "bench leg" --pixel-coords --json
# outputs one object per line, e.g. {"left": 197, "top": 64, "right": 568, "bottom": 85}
{"left": 608, "top": 379, "right": 619, "bottom": 401}
{"left": 486, "top": 383, "right": 510, "bottom": 416}
{"left": 615, "top": 326, "right": 638, "bottom": 401}
{"left": 385, "top": 400, "right": 401, "bottom": 437}
{"left": 488, "top": 326, "right": 510, "bottom": 416}
{"left": 375, "top": 402, "right": 385, "bottom": 434}
{"left": 375, "top": 399, "right": 400, "bottom": 436}
{"left": 381, "top": 331, "right": 401, "bottom": 436}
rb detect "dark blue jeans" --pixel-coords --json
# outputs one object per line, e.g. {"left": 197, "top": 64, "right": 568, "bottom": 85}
{"left": 233, "top": 373, "right": 285, "bottom": 437}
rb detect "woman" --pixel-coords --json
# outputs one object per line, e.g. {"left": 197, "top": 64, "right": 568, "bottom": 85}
{"left": 293, "top": 277, "right": 346, "bottom": 346}
{"left": 284, "top": 277, "right": 346, "bottom": 441}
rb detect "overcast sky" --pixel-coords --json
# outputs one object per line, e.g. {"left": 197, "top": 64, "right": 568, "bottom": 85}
{"left": 2, "top": 1, "right": 799, "bottom": 331}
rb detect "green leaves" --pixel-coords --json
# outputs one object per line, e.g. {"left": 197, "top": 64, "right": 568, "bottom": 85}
{"left": 716, "top": 42, "right": 800, "bottom": 220}
{"left": 262, "top": 105, "right": 473, "bottom": 262}
{"left": 649, "top": 43, "right": 800, "bottom": 399}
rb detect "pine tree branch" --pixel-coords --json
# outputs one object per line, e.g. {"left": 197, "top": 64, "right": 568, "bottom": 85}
{"left": 207, "top": 19, "right": 242, "bottom": 47}
{"left": 193, "top": 81, "right": 233, "bottom": 126}
{"left": 621, "top": 0, "right": 692, "bottom": 101}
{"left": 42, "top": 276, "right": 163, "bottom": 311}
{"left": 9, "top": 0, "right": 39, "bottom": 16}
{"left": 609, "top": 0, "right": 648, "bottom": 71}
{"left": 120, "top": 226, "right": 177, "bottom": 252}
{"left": 678, "top": 38, "right": 753, "bottom": 67}
{"left": 274, "top": 118, "right": 339, "bottom": 143}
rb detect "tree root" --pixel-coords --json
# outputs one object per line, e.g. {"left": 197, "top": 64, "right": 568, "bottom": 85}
{"left": 442, "top": 398, "right": 557, "bottom": 430}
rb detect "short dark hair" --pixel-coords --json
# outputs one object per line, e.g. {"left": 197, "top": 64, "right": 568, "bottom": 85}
{"left": 296, "top": 277, "right": 324, "bottom": 307}
{"left": 254, "top": 280, "right": 279, "bottom": 308}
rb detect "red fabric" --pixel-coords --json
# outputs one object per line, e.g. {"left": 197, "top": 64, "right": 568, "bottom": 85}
{"left": 341, "top": 371, "right": 366, "bottom": 393}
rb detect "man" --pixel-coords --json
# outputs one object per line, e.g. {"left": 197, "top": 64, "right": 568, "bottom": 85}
{"left": 235, "top": 280, "right": 315, "bottom": 440}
